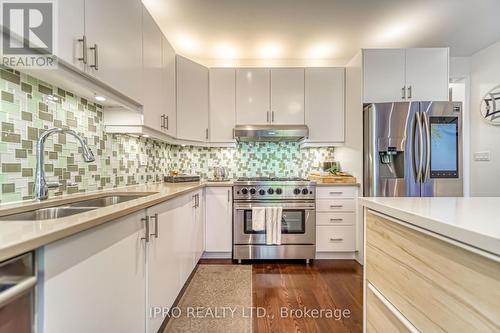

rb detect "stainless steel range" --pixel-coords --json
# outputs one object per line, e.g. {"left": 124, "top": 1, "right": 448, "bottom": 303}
{"left": 233, "top": 177, "right": 316, "bottom": 263}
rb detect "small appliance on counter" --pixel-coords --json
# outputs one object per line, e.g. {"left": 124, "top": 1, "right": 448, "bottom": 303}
{"left": 164, "top": 175, "right": 201, "bottom": 183}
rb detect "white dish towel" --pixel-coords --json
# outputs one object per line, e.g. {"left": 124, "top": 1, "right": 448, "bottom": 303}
{"left": 251, "top": 207, "right": 266, "bottom": 232}
{"left": 265, "top": 207, "right": 283, "bottom": 245}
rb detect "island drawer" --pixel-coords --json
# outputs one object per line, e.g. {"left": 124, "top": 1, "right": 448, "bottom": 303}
{"left": 316, "top": 186, "right": 357, "bottom": 199}
{"left": 366, "top": 210, "right": 500, "bottom": 332}
{"left": 316, "top": 212, "right": 355, "bottom": 226}
{"left": 316, "top": 199, "right": 355, "bottom": 212}
{"left": 316, "top": 225, "right": 355, "bottom": 252}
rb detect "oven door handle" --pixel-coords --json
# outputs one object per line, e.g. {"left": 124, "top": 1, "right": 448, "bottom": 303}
{"left": 0, "top": 276, "right": 36, "bottom": 308}
{"left": 234, "top": 202, "right": 316, "bottom": 209}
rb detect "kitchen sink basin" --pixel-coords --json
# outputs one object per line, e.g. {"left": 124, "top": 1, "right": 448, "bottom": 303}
{"left": 0, "top": 194, "right": 151, "bottom": 221}
{"left": 0, "top": 207, "right": 96, "bottom": 221}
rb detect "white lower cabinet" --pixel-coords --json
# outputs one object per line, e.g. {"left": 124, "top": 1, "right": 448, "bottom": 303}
{"left": 42, "top": 210, "right": 147, "bottom": 333}
{"left": 205, "top": 187, "right": 233, "bottom": 254}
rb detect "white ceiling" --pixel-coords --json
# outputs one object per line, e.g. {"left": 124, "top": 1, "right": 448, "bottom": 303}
{"left": 143, "top": 0, "right": 500, "bottom": 67}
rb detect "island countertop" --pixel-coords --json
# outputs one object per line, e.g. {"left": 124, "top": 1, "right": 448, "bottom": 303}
{"left": 0, "top": 181, "right": 233, "bottom": 262}
{"left": 359, "top": 197, "right": 500, "bottom": 258}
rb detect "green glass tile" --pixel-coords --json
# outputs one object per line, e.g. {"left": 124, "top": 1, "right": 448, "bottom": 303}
{"left": 78, "top": 168, "right": 85, "bottom": 175}
{"left": 15, "top": 149, "right": 27, "bottom": 158}
{"left": 0, "top": 101, "right": 19, "bottom": 114}
{"left": 48, "top": 151, "right": 57, "bottom": 159}
{"left": 66, "top": 118, "right": 77, "bottom": 127}
{"left": 2, "top": 183, "right": 15, "bottom": 193}
{"left": 0, "top": 142, "right": 7, "bottom": 153}
{"left": 67, "top": 164, "right": 78, "bottom": 172}
{"left": 44, "top": 164, "right": 53, "bottom": 172}
{"left": 2, "top": 163, "right": 21, "bottom": 172}
{"left": 22, "top": 140, "right": 32, "bottom": 149}
{"left": 1, "top": 193, "right": 22, "bottom": 203}
{"left": 38, "top": 84, "right": 52, "bottom": 95}
{"left": 0, "top": 70, "right": 20, "bottom": 84}
{"left": 53, "top": 143, "right": 62, "bottom": 152}
{"left": 21, "top": 111, "right": 32, "bottom": 121}
{"left": 27, "top": 127, "right": 38, "bottom": 140}
{"left": 88, "top": 165, "right": 97, "bottom": 171}
{"left": 57, "top": 88, "right": 66, "bottom": 97}
{"left": 1, "top": 132, "right": 21, "bottom": 143}
{"left": 54, "top": 168, "right": 62, "bottom": 176}
{"left": 1, "top": 122, "right": 14, "bottom": 132}
{"left": 21, "top": 82, "right": 32, "bottom": 93}
{"left": 1, "top": 91, "right": 13, "bottom": 103}
{"left": 53, "top": 119, "right": 63, "bottom": 127}
{"left": 63, "top": 171, "right": 71, "bottom": 180}
{"left": 38, "top": 102, "right": 48, "bottom": 112}
{"left": 39, "top": 111, "right": 53, "bottom": 122}
{"left": 57, "top": 133, "right": 66, "bottom": 144}
{"left": 22, "top": 168, "right": 33, "bottom": 177}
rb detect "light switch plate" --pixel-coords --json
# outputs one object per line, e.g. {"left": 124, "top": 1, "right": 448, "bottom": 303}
{"left": 474, "top": 151, "right": 491, "bottom": 161}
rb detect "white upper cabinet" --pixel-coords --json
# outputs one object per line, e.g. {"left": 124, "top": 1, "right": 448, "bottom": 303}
{"left": 142, "top": 7, "right": 163, "bottom": 133}
{"left": 162, "top": 37, "right": 177, "bottom": 137}
{"left": 270, "top": 68, "right": 305, "bottom": 124}
{"left": 85, "top": 0, "right": 143, "bottom": 103}
{"left": 363, "top": 49, "right": 406, "bottom": 103}
{"left": 236, "top": 68, "right": 270, "bottom": 125}
{"left": 176, "top": 56, "right": 209, "bottom": 142}
{"left": 363, "top": 48, "right": 449, "bottom": 103}
{"left": 57, "top": 0, "right": 85, "bottom": 71}
{"left": 209, "top": 68, "right": 236, "bottom": 142}
{"left": 405, "top": 48, "right": 449, "bottom": 101}
{"left": 305, "top": 68, "right": 345, "bottom": 143}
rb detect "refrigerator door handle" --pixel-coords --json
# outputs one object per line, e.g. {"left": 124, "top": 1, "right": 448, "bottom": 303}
{"left": 422, "top": 114, "right": 431, "bottom": 182}
{"left": 414, "top": 112, "right": 424, "bottom": 183}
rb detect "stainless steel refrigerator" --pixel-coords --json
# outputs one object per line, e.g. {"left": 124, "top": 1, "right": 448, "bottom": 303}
{"left": 363, "top": 102, "right": 463, "bottom": 197}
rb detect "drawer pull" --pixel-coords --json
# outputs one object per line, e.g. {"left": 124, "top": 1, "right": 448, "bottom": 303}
{"left": 329, "top": 237, "right": 344, "bottom": 242}
{"left": 330, "top": 205, "right": 343, "bottom": 208}
{"left": 330, "top": 218, "right": 343, "bottom": 222}
{"left": 329, "top": 191, "right": 343, "bottom": 195}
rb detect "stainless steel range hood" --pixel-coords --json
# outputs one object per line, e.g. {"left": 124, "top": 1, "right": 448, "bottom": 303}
{"left": 233, "top": 125, "right": 309, "bottom": 142}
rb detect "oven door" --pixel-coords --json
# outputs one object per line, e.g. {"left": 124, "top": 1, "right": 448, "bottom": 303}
{"left": 233, "top": 201, "right": 316, "bottom": 245}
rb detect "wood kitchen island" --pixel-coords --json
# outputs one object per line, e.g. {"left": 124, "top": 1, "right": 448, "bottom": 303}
{"left": 359, "top": 197, "right": 500, "bottom": 333}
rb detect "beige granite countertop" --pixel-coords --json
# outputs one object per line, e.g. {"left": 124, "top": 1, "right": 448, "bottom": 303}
{"left": 0, "top": 181, "right": 233, "bottom": 262}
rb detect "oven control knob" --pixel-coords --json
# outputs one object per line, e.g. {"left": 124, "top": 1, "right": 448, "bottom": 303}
{"left": 293, "top": 188, "right": 301, "bottom": 195}
{"left": 276, "top": 188, "right": 282, "bottom": 195}
{"left": 259, "top": 189, "right": 266, "bottom": 195}
{"left": 302, "top": 188, "right": 309, "bottom": 195}
{"left": 267, "top": 188, "right": 274, "bottom": 194}
{"left": 249, "top": 188, "right": 256, "bottom": 195}
{"left": 241, "top": 188, "right": 248, "bottom": 195}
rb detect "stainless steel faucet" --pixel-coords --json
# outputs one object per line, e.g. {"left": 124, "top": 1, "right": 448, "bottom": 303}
{"left": 34, "top": 128, "right": 95, "bottom": 201}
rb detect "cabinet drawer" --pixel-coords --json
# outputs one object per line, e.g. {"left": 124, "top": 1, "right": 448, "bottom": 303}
{"left": 316, "top": 212, "right": 355, "bottom": 226}
{"left": 316, "top": 199, "right": 355, "bottom": 212}
{"left": 316, "top": 225, "right": 355, "bottom": 252}
{"left": 316, "top": 186, "right": 357, "bottom": 199}
{"left": 366, "top": 211, "right": 500, "bottom": 332}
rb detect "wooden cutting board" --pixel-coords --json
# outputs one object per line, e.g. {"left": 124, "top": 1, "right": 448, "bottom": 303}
{"left": 309, "top": 174, "right": 357, "bottom": 184}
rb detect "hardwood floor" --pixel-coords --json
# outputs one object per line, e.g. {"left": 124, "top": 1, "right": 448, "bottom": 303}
{"left": 199, "top": 259, "right": 363, "bottom": 333}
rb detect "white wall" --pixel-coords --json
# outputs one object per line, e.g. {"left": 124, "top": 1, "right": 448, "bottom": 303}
{"left": 469, "top": 41, "right": 500, "bottom": 196}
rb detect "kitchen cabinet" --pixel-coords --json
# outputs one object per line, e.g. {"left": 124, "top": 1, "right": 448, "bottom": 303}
{"left": 57, "top": 0, "right": 85, "bottom": 71}
{"left": 176, "top": 56, "right": 209, "bottom": 142}
{"left": 84, "top": 0, "right": 143, "bottom": 103}
{"left": 270, "top": 68, "right": 305, "bottom": 124}
{"left": 305, "top": 67, "right": 345, "bottom": 142}
{"left": 161, "top": 36, "right": 177, "bottom": 137}
{"left": 42, "top": 210, "right": 147, "bottom": 333}
{"left": 142, "top": 7, "right": 164, "bottom": 133}
{"left": 236, "top": 68, "right": 270, "bottom": 125}
{"left": 205, "top": 187, "right": 233, "bottom": 254}
{"left": 209, "top": 68, "right": 236, "bottom": 142}
{"left": 363, "top": 48, "right": 449, "bottom": 103}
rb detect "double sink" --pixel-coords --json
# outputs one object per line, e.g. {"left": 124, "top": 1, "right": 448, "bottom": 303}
{"left": 0, "top": 194, "right": 151, "bottom": 221}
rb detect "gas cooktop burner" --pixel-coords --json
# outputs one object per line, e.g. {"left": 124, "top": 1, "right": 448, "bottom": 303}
{"left": 236, "top": 177, "right": 309, "bottom": 182}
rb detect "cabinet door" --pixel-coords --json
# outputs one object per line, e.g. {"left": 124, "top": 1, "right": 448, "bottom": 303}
{"left": 57, "top": 0, "right": 85, "bottom": 71}
{"left": 43, "top": 211, "right": 146, "bottom": 333}
{"left": 147, "top": 195, "right": 191, "bottom": 333}
{"left": 305, "top": 68, "right": 345, "bottom": 142}
{"left": 193, "top": 190, "right": 205, "bottom": 264}
{"left": 271, "top": 68, "right": 305, "bottom": 124}
{"left": 236, "top": 68, "right": 270, "bottom": 125}
{"left": 405, "top": 48, "right": 449, "bottom": 101}
{"left": 142, "top": 6, "right": 164, "bottom": 132}
{"left": 205, "top": 187, "right": 233, "bottom": 252}
{"left": 162, "top": 36, "right": 177, "bottom": 137}
{"left": 85, "top": 0, "right": 143, "bottom": 103}
{"left": 363, "top": 49, "right": 406, "bottom": 103}
{"left": 209, "top": 68, "right": 236, "bottom": 142}
{"left": 176, "top": 56, "right": 209, "bottom": 141}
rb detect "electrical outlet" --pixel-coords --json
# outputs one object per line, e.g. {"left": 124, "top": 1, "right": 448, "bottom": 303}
{"left": 474, "top": 151, "right": 491, "bottom": 162}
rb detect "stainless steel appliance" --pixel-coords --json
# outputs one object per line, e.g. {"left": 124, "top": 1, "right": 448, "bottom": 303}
{"left": 233, "top": 124, "right": 308, "bottom": 142}
{"left": 364, "top": 102, "right": 463, "bottom": 197}
{"left": 0, "top": 252, "right": 36, "bottom": 333}
{"left": 233, "top": 177, "right": 316, "bottom": 262}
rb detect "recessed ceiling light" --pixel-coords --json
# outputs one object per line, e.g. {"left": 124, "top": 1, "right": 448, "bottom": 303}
{"left": 94, "top": 95, "right": 106, "bottom": 102}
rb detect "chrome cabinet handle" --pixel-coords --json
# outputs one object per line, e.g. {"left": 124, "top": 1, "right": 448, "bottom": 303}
{"left": 422, "top": 113, "right": 431, "bottom": 181}
{"left": 402, "top": 86, "right": 406, "bottom": 99}
{"left": 141, "top": 216, "right": 150, "bottom": 242}
{"left": 205, "top": 128, "right": 209, "bottom": 140}
{"left": 329, "top": 191, "right": 343, "bottom": 195}
{"left": 166, "top": 115, "right": 169, "bottom": 130}
{"left": 330, "top": 218, "right": 343, "bottom": 222}
{"left": 330, "top": 205, "right": 343, "bottom": 208}
{"left": 192, "top": 195, "right": 197, "bottom": 208}
{"left": 227, "top": 189, "right": 230, "bottom": 202}
{"left": 329, "top": 237, "right": 344, "bottom": 242}
{"left": 160, "top": 114, "right": 165, "bottom": 129}
{"left": 149, "top": 213, "right": 159, "bottom": 238}
{"left": 90, "top": 44, "right": 98, "bottom": 70}
{"left": 77, "top": 35, "right": 87, "bottom": 64}
{"left": 271, "top": 111, "right": 275, "bottom": 123}
{"left": 408, "top": 85, "right": 412, "bottom": 99}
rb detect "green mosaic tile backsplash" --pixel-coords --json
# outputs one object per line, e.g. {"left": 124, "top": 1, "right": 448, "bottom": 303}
{"left": 0, "top": 68, "right": 334, "bottom": 203}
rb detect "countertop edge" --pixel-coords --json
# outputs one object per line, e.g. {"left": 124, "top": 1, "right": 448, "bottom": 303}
{"left": 359, "top": 198, "right": 500, "bottom": 259}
